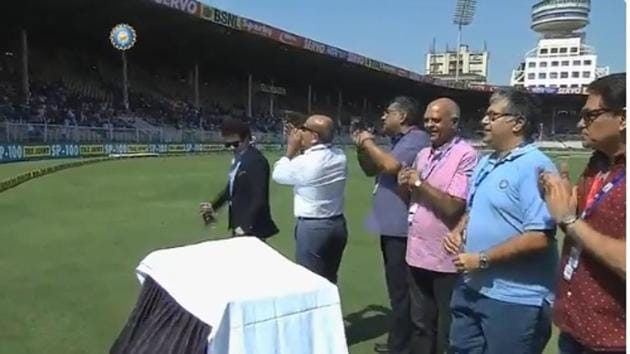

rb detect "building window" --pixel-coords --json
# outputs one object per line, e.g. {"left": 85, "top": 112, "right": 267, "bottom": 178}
{"left": 561, "top": 72, "right": 569, "bottom": 79}
{"left": 584, "top": 60, "right": 592, "bottom": 65}
{"left": 570, "top": 47, "right": 578, "bottom": 53}
{"left": 528, "top": 73, "right": 536, "bottom": 79}
{"left": 538, "top": 85, "right": 545, "bottom": 88}
{"left": 540, "top": 62, "right": 548, "bottom": 68}
{"left": 560, "top": 85, "right": 567, "bottom": 88}
{"left": 560, "top": 48, "right": 568, "bottom": 54}
{"left": 583, "top": 71, "right": 591, "bottom": 78}
{"left": 572, "top": 71, "right": 580, "bottom": 78}
{"left": 561, "top": 61, "right": 569, "bottom": 66}
{"left": 528, "top": 62, "right": 536, "bottom": 68}
{"left": 539, "top": 73, "right": 547, "bottom": 79}
{"left": 571, "top": 84, "right": 579, "bottom": 88}
{"left": 551, "top": 61, "right": 559, "bottom": 67}
{"left": 573, "top": 60, "right": 581, "bottom": 66}
{"left": 540, "top": 48, "right": 548, "bottom": 54}
{"left": 550, "top": 84, "right": 558, "bottom": 88}
{"left": 550, "top": 72, "right": 558, "bottom": 79}
{"left": 551, "top": 48, "right": 558, "bottom": 54}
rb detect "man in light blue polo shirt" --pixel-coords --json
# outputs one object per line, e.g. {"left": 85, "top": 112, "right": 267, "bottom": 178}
{"left": 444, "top": 89, "right": 558, "bottom": 354}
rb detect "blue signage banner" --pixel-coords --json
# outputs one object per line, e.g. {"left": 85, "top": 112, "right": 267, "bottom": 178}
{"left": 0, "top": 143, "right": 227, "bottom": 163}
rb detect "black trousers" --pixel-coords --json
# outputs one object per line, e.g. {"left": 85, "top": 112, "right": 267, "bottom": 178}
{"left": 408, "top": 266, "right": 458, "bottom": 354}
{"left": 380, "top": 236, "right": 412, "bottom": 354}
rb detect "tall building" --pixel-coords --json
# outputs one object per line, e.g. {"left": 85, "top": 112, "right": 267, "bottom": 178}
{"left": 510, "top": 0, "right": 609, "bottom": 93}
{"left": 426, "top": 44, "right": 489, "bottom": 85}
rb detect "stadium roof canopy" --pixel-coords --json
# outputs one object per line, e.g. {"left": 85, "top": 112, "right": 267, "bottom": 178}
{"left": 1, "top": 0, "right": 586, "bottom": 117}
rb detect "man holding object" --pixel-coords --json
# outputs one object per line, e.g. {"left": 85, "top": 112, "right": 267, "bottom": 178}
{"left": 200, "top": 118, "right": 278, "bottom": 240}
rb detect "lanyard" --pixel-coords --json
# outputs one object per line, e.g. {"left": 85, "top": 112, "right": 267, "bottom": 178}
{"left": 467, "top": 143, "right": 529, "bottom": 208}
{"left": 408, "top": 137, "right": 460, "bottom": 224}
{"left": 420, "top": 137, "right": 460, "bottom": 180}
{"left": 580, "top": 169, "right": 625, "bottom": 219}
{"left": 563, "top": 168, "right": 624, "bottom": 282}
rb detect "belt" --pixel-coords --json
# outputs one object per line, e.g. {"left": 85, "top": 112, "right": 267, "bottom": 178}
{"left": 297, "top": 214, "right": 344, "bottom": 221}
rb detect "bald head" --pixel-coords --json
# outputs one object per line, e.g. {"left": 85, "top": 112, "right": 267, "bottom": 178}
{"left": 304, "top": 114, "right": 335, "bottom": 143}
{"left": 426, "top": 98, "right": 461, "bottom": 122}
{"left": 424, "top": 98, "right": 461, "bottom": 146}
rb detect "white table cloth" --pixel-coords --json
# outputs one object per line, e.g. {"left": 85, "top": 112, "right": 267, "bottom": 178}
{"left": 135, "top": 237, "right": 348, "bottom": 354}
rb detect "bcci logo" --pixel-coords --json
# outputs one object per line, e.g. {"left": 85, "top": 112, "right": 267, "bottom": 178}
{"left": 110, "top": 24, "right": 137, "bottom": 51}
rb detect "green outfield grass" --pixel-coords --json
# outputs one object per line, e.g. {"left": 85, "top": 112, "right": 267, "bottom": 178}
{"left": 0, "top": 151, "right": 588, "bottom": 354}
{"left": 0, "top": 158, "right": 88, "bottom": 181}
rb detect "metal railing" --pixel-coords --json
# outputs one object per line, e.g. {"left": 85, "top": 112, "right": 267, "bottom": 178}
{"left": 2, "top": 121, "right": 166, "bottom": 144}
{"left": 1, "top": 120, "right": 390, "bottom": 146}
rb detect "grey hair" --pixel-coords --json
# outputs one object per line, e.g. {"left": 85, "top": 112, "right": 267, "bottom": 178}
{"left": 489, "top": 88, "right": 541, "bottom": 140}
{"left": 389, "top": 96, "right": 421, "bottom": 126}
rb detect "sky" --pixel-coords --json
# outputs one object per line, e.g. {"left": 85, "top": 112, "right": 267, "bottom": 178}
{"left": 200, "top": 0, "right": 625, "bottom": 85}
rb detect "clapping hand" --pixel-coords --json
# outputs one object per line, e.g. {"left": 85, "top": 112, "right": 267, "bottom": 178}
{"left": 397, "top": 165, "right": 419, "bottom": 188}
{"left": 286, "top": 126, "right": 302, "bottom": 158}
{"left": 453, "top": 253, "right": 481, "bottom": 273}
{"left": 352, "top": 130, "right": 375, "bottom": 148}
{"left": 443, "top": 229, "right": 464, "bottom": 255}
{"left": 538, "top": 161, "right": 577, "bottom": 222}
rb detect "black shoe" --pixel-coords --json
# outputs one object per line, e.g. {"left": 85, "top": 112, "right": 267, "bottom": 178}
{"left": 374, "top": 342, "right": 389, "bottom": 353}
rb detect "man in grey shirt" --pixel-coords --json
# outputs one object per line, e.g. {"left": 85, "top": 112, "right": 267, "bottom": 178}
{"left": 353, "top": 96, "right": 430, "bottom": 354}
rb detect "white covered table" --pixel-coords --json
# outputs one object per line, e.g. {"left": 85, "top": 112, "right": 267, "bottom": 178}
{"left": 112, "top": 237, "right": 348, "bottom": 354}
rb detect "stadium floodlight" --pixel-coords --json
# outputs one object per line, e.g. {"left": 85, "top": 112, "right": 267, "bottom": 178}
{"left": 453, "top": 0, "right": 477, "bottom": 26}
{"left": 452, "top": 0, "right": 477, "bottom": 83}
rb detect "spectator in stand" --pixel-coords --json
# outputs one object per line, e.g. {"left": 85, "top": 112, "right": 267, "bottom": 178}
{"left": 540, "top": 73, "right": 626, "bottom": 354}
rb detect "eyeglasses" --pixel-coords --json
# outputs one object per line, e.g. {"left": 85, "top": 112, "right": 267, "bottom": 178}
{"left": 224, "top": 141, "right": 240, "bottom": 149}
{"left": 578, "top": 108, "right": 622, "bottom": 126}
{"left": 299, "top": 126, "right": 318, "bottom": 134}
{"left": 484, "top": 111, "right": 521, "bottom": 122}
{"left": 383, "top": 109, "right": 402, "bottom": 116}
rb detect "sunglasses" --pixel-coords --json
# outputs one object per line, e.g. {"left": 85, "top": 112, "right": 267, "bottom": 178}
{"left": 299, "top": 126, "right": 318, "bottom": 134}
{"left": 224, "top": 141, "right": 240, "bottom": 149}
{"left": 578, "top": 108, "right": 623, "bottom": 126}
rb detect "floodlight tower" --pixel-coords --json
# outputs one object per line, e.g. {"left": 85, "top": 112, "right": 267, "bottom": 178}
{"left": 452, "top": 0, "right": 477, "bottom": 83}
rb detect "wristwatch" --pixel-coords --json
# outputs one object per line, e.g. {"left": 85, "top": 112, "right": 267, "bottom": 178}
{"left": 559, "top": 214, "right": 579, "bottom": 228}
{"left": 479, "top": 252, "right": 489, "bottom": 269}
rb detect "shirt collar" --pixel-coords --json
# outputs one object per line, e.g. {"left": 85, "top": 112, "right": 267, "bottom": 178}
{"left": 305, "top": 143, "right": 331, "bottom": 154}
{"left": 234, "top": 144, "right": 251, "bottom": 159}
{"left": 489, "top": 142, "right": 535, "bottom": 163}
{"left": 591, "top": 150, "right": 626, "bottom": 170}
{"left": 431, "top": 135, "right": 460, "bottom": 154}
{"left": 391, "top": 126, "right": 418, "bottom": 146}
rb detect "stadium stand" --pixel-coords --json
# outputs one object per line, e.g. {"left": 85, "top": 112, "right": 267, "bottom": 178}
{"left": 0, "top": 0, "right": 587, "bottom": 146}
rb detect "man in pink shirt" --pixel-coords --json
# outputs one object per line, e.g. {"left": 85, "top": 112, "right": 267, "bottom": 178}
{"left": 398, "top": 98, "right": 477, "bottom": 354}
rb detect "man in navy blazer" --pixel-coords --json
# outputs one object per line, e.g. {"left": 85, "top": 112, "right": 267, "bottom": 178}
{"left": 200, "top": 118, "right": 278, "bottom": 240}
